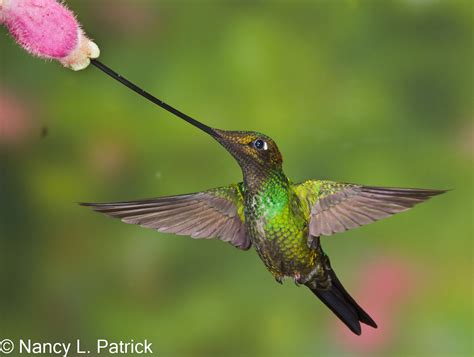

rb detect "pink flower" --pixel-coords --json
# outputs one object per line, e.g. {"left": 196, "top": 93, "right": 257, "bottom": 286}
{"left": 0, "top": 0, "right": 99, "bottom": 70}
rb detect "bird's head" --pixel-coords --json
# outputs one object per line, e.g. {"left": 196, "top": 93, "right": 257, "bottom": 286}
{"left": 211, "top": 129, "right": 283, "bottom": 173}
{"left": 169, "top": 113, "right": 284, "bottom": 181}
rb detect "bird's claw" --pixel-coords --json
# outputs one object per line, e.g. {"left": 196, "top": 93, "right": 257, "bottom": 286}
{"left": 293, "top": 264, "right": 324, "bottom": 287}
{"left": 293, "top": 272, "right": 301, "bottom": 286}
{"left": 274, "top": 275, "right": 284, "bottom": 284}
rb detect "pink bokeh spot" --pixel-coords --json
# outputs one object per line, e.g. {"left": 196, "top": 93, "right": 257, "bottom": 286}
{"left": 0, "top": 87, "right": 34, "bottom": 146}
{"left": 332, "top": 256, "right": 418, "bottom": 353}
{"left": 2, "top": 0, "right": 78, "bottom": 58}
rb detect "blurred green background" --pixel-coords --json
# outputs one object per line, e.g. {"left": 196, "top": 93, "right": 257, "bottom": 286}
{"left": 1, "top": 0, "right": 473, "bottom": 356}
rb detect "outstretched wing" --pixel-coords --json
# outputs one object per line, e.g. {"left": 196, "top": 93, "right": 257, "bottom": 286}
{"left": 294, "top": 180, "right": 446, "bottom": 237}
{"left": 80, "top": 183, "right": 250, "bottom": 250}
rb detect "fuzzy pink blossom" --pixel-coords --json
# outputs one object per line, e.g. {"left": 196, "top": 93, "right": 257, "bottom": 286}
{"left": 0, "top": 0, "right": 99, "bottom": 70}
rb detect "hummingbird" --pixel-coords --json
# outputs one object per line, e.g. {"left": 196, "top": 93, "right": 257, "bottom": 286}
{"left": 82, "top": 60, "right": 445, "bottom": 335}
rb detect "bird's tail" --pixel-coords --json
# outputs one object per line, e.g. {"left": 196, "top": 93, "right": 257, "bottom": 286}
{"left": 307, "top": 268, "right": 377, "bottom": 335}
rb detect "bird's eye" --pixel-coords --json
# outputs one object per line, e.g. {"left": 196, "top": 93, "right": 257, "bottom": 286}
{"left": 253, "top": 139, "right": 268, "bottom": 151}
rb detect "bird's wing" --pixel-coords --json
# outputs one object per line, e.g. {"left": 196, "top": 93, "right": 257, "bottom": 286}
{"left": 294, "top": 180, "right": 446, "bottom": 237}
{"left": 80, "top": 183, "right": 250, "bottom": 250}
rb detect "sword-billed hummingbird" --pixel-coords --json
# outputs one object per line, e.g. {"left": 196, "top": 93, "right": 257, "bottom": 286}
{"left": 82, "top": 60, "right": 445, "bottom": 335}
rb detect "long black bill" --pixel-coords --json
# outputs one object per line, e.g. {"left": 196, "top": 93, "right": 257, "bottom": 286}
{"left": 90, "top": 59, "right": 218, "bottom": 137}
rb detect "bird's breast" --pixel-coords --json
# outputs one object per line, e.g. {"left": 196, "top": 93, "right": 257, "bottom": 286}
{"left": 245, "top": 193, "right": 316, "bottom": 278}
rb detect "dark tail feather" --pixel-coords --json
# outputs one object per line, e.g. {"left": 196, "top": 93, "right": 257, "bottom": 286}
{"left": 308, "top": 269, "right": 377, "bottom": 335}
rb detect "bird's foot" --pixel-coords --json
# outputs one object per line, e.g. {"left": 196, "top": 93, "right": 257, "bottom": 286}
{"left": 274, "top": 275, "right": 284, "bottom": 285}
{"left": 293, "top": 272, "right": 302, "bottom": 286}
{"left": 295, "top": 264, "right": 324, "bottom": 286}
